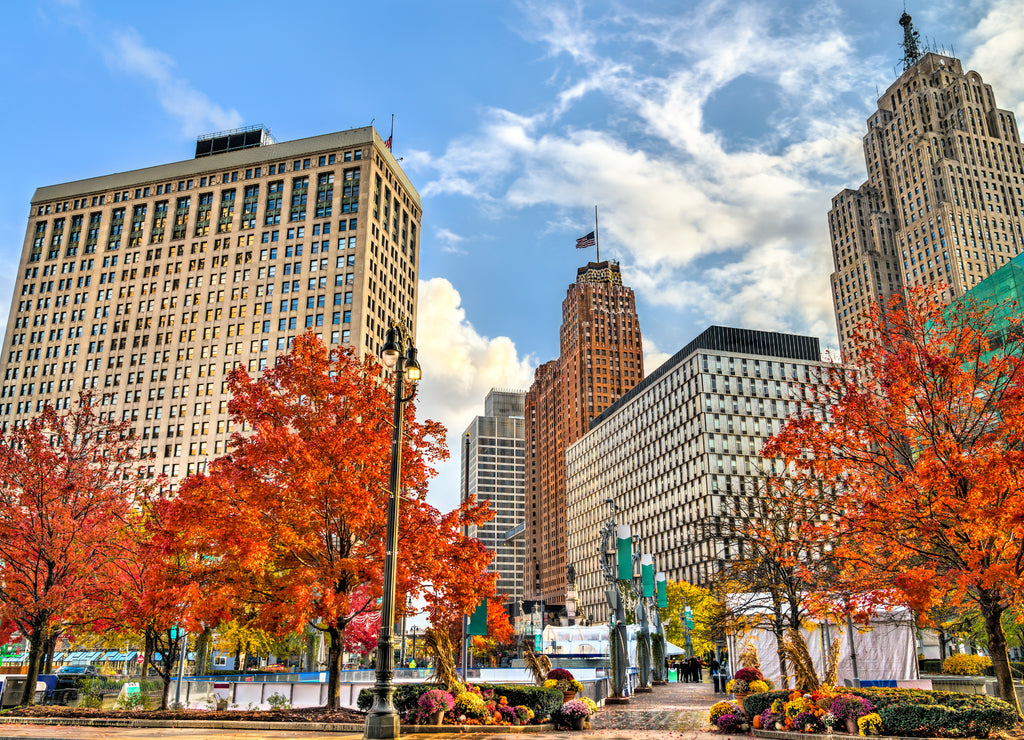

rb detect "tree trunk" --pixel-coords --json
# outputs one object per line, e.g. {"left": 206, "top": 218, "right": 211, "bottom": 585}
{"left": 193, "top": 626, "right": 212, "bottom": 676}
{"left": 20, "top": 618, "right": 45, "bottom": 706}
{"left": 770, "top": 590, "right": 789, "bottom": 688}
{"left": 980, "top": 598, "right": 1021, "bottom": 718}
{"left": 143, "top": 628, "right": 156, "bottom": 677}
{"left": 305, "top": 628, "right": 318, "bottom": 672}
{"left": 160, "top": 667, "right": 172, "bottom": 711}
{"left": 938, "top": 628, "right": 947, "bottom": 662}
{"left": 43, "top": 630, "right": 56, "bottom": 675}
{"left": 326, "top": 625, "right": 342, "bottom": 710}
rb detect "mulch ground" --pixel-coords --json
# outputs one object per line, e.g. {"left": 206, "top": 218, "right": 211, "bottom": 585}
{"left": 0, "top": 705, "right": 366, "bottom": 723}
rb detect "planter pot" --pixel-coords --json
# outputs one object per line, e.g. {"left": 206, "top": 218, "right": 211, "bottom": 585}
{"left": 845, "top": 717, "right": 858, "bottom": 734}
{"left": 563, "top": 690, "right": 577, "bottom": 703}
{"left": 429, "top": 709, "right": 445, "bottom": 725}
{"left": 571, "top": 716, "right": 586, "bottom": 731}
{"left": 733, "top": 692, "right": 751, "bottom": 704}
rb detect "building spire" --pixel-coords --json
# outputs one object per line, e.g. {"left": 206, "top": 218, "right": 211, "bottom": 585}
{"left": 899, "top": 11, "right": 922, "bottom": 71}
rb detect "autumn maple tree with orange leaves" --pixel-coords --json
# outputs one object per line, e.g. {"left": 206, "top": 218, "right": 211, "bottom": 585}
{"left": 163, "top": 333, "right": 498, "bottom": 709}
{"left": 0, "top": 394, "right": 156, "bottom": 705}
{"left": 764, "top": 287, "right": 1024, "bottom": 713}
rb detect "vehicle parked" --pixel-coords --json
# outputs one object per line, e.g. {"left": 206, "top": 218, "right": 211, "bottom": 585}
{"left": 52, "top": 665, "right": 99, "bottom": 704}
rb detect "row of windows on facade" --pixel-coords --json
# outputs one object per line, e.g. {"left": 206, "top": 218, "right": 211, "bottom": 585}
{"left": 29, "top": 210, "right": 365, "bottom": 263}
{"left": 33, "top": 149, "right": 365, "bottom": 217}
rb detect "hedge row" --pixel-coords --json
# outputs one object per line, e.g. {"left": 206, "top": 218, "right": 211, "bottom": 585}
{"left": 918, "top": 658, "right": 1024, "bottom": 678}
{"left": 744, "top": 687, "right": 1017, "bottom": 738}
{"left": 356, "top": 683, "right": 563, "bottom": 721}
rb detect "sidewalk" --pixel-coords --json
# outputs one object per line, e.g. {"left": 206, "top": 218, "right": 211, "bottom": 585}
{"left": 591, "top": 677, "right": 723, "bottom": 732}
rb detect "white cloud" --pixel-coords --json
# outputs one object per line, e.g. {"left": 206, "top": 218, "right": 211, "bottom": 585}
{"left": 641, "top": 337, "right": 672, "bottom": 376}
{"left": 435, "top": 227, "right": 468, "bottom": 255}
{"left": 414, "top": 1, "right": 885, "bottom": 345}
{"left": 964, "top": 0, "right": 1024, "bottom": 120}
{"left": 101, "top": 28, "right": 242, "bottom": 137}
{"left": 415, "top": 278, "right": 535, "bottom": 512}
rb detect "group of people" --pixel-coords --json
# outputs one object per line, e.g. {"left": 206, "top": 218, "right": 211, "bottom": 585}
{"left": 670, "top": 655, "right": 720, "bottom": 683}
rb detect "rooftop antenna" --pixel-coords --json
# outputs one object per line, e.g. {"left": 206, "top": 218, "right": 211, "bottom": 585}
{"left": 899, "top": 11, "right": 922, "bottom": 71}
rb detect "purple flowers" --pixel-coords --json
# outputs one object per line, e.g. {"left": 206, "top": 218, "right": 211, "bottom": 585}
{"left": 418, "top": 689, "right": 455, "bottom": 715}
{"left": 829, "top": 693, "right": 875, "bottom": 720}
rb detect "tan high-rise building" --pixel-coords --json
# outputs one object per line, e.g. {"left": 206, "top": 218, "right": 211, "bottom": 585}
{"left": 523, "top": 261, "right": 643, "bottom": 612}
{"left": 1, "top": 126, "right": 420, "bottom": 485}
{"left": 829, "top": 15, "right": 1024, "bottom": 362}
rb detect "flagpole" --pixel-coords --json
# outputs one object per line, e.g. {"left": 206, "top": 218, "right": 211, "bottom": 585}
{"left": 595, "top": 205, "right": 600, "bottom": 262}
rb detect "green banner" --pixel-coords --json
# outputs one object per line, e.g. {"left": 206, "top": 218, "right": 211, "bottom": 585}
{"left": 656, "top": 572, "right": 667, "bottom": 608}
{"left": 641, "top": 554, "right": 654, "bottom": 597}
{"left": 468, "top": 599, "right": 488, "bottom": 636}
{"left": 616, "top": 524, "right": 632, "bottom": 581}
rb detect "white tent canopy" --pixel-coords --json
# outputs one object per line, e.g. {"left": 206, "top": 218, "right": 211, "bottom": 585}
{"left": 724, "top": 593, "right": 918, "bottom": 683}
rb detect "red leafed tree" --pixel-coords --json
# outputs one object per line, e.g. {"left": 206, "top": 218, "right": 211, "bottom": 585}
{"left": 342, "top": 584, "right": 380, "bottom": 656}
{"left": 98, "top": 498, "right": 193, "bottom": 710}
{"left": 763, "top": 287, "right": 1024, "bottom": 713}
{"left": 163, "top": 332, "right": 497, "bottom": 708}
{"left": 0, "top": 394, "right": 154, "bottom": 703}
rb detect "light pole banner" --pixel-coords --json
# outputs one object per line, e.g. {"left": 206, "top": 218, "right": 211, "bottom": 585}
{"left": 641, "top": 554, "right": 654, "bottom": 597}
{"left": 616, "top": 524, "right": 632, "bottom": 581}
{"left": 656, "top": 571, "right": 667, "bottom": 608}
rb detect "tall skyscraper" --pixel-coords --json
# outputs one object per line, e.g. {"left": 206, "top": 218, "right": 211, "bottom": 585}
{"left": 460, "top": 389, "right": 527, "bottom": 605}
{"left": 565, "top": 326, "right": 844, "bottom": 622}
{"left": 1, "top": 126, "right": 420, "bottom": 486}
{"left": 829, "top": 15, "right": 1024, "bottom": 361}
{"left": 524, "top": 260, "right": 643, "bottom": 612}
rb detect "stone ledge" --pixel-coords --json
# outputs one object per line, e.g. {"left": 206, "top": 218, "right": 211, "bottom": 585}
{"left": 405, "top": 724, "right": 556, "bottom": 734}
{"left": 755, "top": 728, "right": 958, "bottom": 740}
{"left": 0, "top": 716, "right": 555, "bottom": 734}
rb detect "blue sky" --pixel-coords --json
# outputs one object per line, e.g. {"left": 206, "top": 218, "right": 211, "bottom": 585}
{"left": 2, "top": 0, "right": 1023, "bottom": 513}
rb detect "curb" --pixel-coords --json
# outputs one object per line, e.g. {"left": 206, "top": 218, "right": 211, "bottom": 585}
{"left": 755, "top": 729, "right": 949, "bottom": 740}
{"left": 0, "top": 716, "right": 556, "bottom": 734}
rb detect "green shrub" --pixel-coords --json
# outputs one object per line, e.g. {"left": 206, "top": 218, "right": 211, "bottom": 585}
{"left": 114, "top": 692, "right": 150, "bottom": 711}
{"left": 878, "top": 703, "right": 960, "bottom": 737}
{"left": 855, "top": 688, "right": 1017, "bottom": 737}
{"left": 357, "top": 684, "right": 442, "bottom": 714}
{"left": 475, "top": 684, "right": 562, "bottom": 721}
{"left": 267, "top": 692, "right": 291, "bottom": 710}
{"left": 743, "top": 690, "right": 790, "bottom": 719}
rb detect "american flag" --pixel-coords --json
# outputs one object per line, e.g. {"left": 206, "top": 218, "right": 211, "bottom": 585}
{"left": 575, "top": 231, "right": 596, "bottom": 249}
{"left": 384, "top": 135, "right": 393, "bottom": 151}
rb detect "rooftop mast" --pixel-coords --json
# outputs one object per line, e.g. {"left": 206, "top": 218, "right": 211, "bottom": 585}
{"left": 899, "top": 11, "right": 922, "bottom": 71}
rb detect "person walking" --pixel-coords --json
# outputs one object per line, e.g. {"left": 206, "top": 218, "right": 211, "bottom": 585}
{"left": 681, "top": 657, "right": 690, "bottom": 683}
{"left": 690, "top": 656, "right": 702, "bottom": 682}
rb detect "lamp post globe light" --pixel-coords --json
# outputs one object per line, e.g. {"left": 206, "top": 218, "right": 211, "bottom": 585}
{"left": 364, "top": 320, "right": 421, "bottom": 740}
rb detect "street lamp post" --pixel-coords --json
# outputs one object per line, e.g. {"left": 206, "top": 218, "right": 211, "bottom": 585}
{"left": 364, "top": 320, "right": 421, "bottom": 740}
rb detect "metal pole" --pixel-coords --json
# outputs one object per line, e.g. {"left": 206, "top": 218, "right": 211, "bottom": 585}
{"left": 365, "top": 341, "right": 406, "bottom": 740}
{"left": 173, "top": 631, "right": 187, "bottom": 708}
{"left": 461, "top": 614, "right": 469, "bottom": 679}
{"left": 846, "top": 612, "right": 860, "bottom": 686}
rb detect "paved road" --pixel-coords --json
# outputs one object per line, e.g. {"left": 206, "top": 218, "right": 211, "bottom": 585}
{"left": 0, "top": 680, "right": 735, "bottom": 739}
{"left": 591, "top": 678, "right": 725, "bottom": 732}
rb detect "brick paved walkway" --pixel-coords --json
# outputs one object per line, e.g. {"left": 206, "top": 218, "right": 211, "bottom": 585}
{"left": 590, "top": 679, "right": 725, "bottom": 732}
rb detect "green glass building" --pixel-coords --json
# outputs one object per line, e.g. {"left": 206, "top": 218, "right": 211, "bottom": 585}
{"left": 961, "top": 252, "right": 1024, "bottom": 351}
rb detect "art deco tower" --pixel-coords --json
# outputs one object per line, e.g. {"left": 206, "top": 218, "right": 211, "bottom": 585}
{"left": 829, "top": 15, "right": 1024, "bottom": 361}
{"left": 523, "top": 261, "right": 643, "bottom": 612}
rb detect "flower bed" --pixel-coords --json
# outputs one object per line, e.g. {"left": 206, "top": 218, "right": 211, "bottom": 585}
{"left": 709, "top": 685, "right": 1017, "bottom": 738}
{"left": 356, "top": 683, "right": 562, "bottom": 727}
